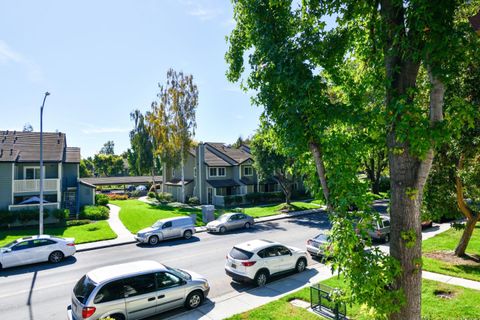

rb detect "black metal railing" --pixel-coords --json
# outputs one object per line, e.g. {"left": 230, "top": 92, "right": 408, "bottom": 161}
{"left": 310, "top": 283, "right": 347, "bottom": 320}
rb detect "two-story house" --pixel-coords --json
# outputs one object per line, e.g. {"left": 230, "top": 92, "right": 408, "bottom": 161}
{"left": 0, "top": 130, "right": 95, "bottom": 214}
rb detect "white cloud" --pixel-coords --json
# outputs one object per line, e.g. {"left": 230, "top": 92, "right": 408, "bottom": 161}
{"left": 0, "top": 40, "right": 43, "bottom": 82}
{"left": 81, "top": 127, "right": 130, "bottom": 134}
{"left": 180, "top": 0, "right": 223, "bottom": 21}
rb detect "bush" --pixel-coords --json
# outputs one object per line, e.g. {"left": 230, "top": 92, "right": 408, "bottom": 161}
{"left": 245, "top": 192, "right": 262, "bottom": 205}
{"left": 80, "top": 205, "right": 109, "bottom": 220}
{"left": 156, "top": 192, "right": 173, "bottom": 203}
{"left": 107, "top": 194, "right": 128, "bottom": 200}
{"left": 224, "top": 195, "right": 244, "bottom": 207}
{"left": 95, "top": 194, "right": 109, "bottom": 206}
{"left": 187, "top": 196, "right": 200, "bottom": 205}
{"left": 128, "top": 190, "right": 145, "bottom": 198}
{"left": 66, "top": 219, "right": 91, "bottom": 226}
{"left": 52, "top": 209, "right": 69, "bottom": 221}
{"left": 18, "top": 209, "right": 41, "bottom": 223}
{"left": 147, "top": 191, "right": 156, "bottom": 199}
{"left": 0, "top": 210, "right": 15, "bottom": 226}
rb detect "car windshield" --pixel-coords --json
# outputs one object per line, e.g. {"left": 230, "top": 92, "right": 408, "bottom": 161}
{"left": 165, "top": 266, "right": 192, "bottom": 280}
{"left": 152, "top": 221, "right": 163, "bottom": 228}
{"left": 73, "top": 275, "right": 96, "bottom": 304}
{"left": 1, "top": 240, "right": 18, "bottom": 251}
{"left": 218, "top": 215, "right": 231, "bottom": 222}
{"left": 229, "top": 247, "right": 254, "bottom": 260}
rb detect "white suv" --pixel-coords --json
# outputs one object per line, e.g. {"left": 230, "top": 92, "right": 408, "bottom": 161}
{"left": 225, "top": 239, "right": 308, "bottom": 286}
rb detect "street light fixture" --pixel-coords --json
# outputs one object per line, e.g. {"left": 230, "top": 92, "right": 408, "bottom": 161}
{"left": 39, "top": 91, "right": 50, "bottom": 235}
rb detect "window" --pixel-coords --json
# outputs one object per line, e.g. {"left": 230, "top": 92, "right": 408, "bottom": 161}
{"left": 24, "top": 167, "right": 40, "bottom": 180}
{"left": 94, "top": 280, "right": 125, "bottom": 303}
{"left": 156, "top": 272, "right": 183, "bottom": 289}
{"left": 32, "top": 239, "right": 56, "bottom": 247}
{"left": 12, "top": 241, "right": 33, "bottom": 251}
{"left": 243, "top": 166, "right": 253, "bottom": 176}
{"left": 229, "top": 247, "right": 254, "bottom": 260}
{"left": 277, "top": 246, "right": 291, "bottom": 256}
{"left": 74, "top": 275, "right": 96, "bottom": 304}
{"left": 209, "top": 167, "right": 226, "bottom": 177}
{"left": 194, "top": 167, "right": 197, "bottom": 177}
{"left": 123, "top": 274, "right": 156, "bottom": 298}
{"left": 162, "top": 221, "right": 172, "bottom": 229}
{"left": 216, "top": 187, "right": 227, "bottom": 196}
{"left": 264, "top": 246, "right": 279, "bottom": 258}
{"left": 382, "top": 220, "right": 390, "bottom": 227}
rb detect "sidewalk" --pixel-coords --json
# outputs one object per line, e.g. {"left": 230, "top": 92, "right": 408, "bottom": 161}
{"left": 76, "top": 202, "right": 326, "bottom": 252}
{"left": 166, "top": 263, "right": 335, "bottom": 320}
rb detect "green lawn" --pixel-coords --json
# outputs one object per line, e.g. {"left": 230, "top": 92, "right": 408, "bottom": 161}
{"left": 422, "top": 225, "right": 480, "bottom": 282}
{"left": 228, "top": 277, "right": 480, "bottom": 320}
{"left": 241, "top": 201, "right": 321, "bottom": 218}
{"left": 111, "top": 200, "right": 207, "bottom": 233}
{"left": 112, "top": 199, "right": 322, "bottom": 234}
{"left": 0, "top": 221, "right": 117, "bottom": 247}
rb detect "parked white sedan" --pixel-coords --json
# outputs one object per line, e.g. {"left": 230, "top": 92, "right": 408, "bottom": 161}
{"left": 0, "top": 235, "right": 76, "bottom": 270}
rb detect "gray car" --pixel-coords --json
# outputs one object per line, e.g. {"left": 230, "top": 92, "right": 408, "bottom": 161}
{"left": 67, "top": 260, "right": 210, "bottom": 320}
{"left": 135, "top": 216, "right": 196, "bottom": 245}
{"left": 206, "top": 213, "right": 254, "bottom": 233}
{"left": 306, "top": 233, "right": 329, "bottom": 258}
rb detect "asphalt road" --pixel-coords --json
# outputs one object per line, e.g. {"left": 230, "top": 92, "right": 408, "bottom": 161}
{"left": 0, "top": 213, "right": 331, "bottom": 320}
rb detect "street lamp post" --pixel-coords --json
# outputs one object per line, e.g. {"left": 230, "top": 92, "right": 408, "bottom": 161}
{"left": 39, "top": 92, "right": 50, "bottom": 235}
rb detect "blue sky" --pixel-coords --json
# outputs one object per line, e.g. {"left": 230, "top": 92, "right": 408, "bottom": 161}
{"left": 0, "top": 0, "right": 261, "bottom": 157}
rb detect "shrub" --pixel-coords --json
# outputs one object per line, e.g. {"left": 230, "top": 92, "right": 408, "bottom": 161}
{"left": 95, "top": 194, "right": 109, "bottom": 206}
{"left": 107, "top": 194, "right": 128, "bottom": 200}
{"left": 245, "top": 192, "right": 262, "bottom": 205}
{"left": 188, "top": 196, "right": 200, "bottom": 205}
{"left": 18, "top": 209, "right": 41, "bottom": 223}
{"left": 147, "top": 191, "right": 156, "bottom": 199}
{"left": 80, "top": 205, "right": 109, "bottom": 220}
{"left": 52, "top": 209, "right": 69, "bottom": 221}
{"left": 0, "top": 210, "right": 15, "bottom": 226}
{"left": 66, "top": 219, "right": 91, "bottom": 226}
{"left": 156, "top": 192, "right": 173, "bottom": 203}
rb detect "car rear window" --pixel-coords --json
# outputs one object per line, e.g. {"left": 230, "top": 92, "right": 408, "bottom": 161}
{"left": 229, "top": 247, "right": 254, "bottom": 260}
{"left": 73, "top": 275, "right": 96, "bottom": 304}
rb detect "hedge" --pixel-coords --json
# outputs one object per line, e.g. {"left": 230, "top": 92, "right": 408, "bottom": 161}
{"left": 80, "top": 205, "right": 110, "bottom": 220}
{"left": 95, "top": 194, "right": 109, "bottom": 206}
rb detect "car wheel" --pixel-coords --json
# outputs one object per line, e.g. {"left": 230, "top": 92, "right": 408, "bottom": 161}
{"left": 148, "top": 235, "right": 160, "bottom": 245}
{"left": 254, "top": 270, "right": 269, "bottom": 287}
{"left": 219, "top": 226, "right": 226, "bottom": 234}
{"left": 49, "top": 251, "right": 64, "bottom": 263}
{"left": 184, "top": 230, "right": 193, "bottom": 239}
{"left": 295, "top": 258, "right": 307, "bottom": 273}
{"left": 244, "top": 222, "right": 251, "bottom": 229}
{"left": 384, "top": 233, "right": 390, "bottom": 243}
{"left": 108, "top": 314, "right": 125, "bottom": 320}
{"left": 185, "top": 290, "right": 204, "bottom": 309}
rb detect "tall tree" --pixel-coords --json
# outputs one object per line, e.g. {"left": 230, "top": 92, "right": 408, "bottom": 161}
{"left": 129, "top": 109, "right": 157, "bottom": 192}
{"left": 99, "top": 140, "right": 115, "bottom": 155}
{"left": 93, "top": 153, "right": 124, "bottom": 177}
{"left": 168, "top": 69, "right": 198, "bottom": 203}
{"left": 251, "top": 123, "right": 296, "bottom": 204}
{"left": 23, "top": 123, "right": 33, "bottom": 132}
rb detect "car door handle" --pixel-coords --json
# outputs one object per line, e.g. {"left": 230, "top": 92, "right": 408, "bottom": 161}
{"left": 148, "top": 297, "right": 156, "bottom": 301}
{"left": 158, "top": 295, "right": 165, "bottom": 299}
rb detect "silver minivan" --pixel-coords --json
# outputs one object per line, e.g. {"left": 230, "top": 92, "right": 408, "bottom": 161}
{"left": 368, "top": 215, "right": 391, "bottom": 242}
{"left": 67, "top": 260, "right": 209, "bottom": 320}
{"left": 134, "top": 217, "right": 196, "bottom": 245}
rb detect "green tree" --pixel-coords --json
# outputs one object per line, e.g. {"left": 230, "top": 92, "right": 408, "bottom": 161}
{"left": 129, "top": 109, "right": 158, "bottom": 192}
{"left": 168, "top": 69, "right": 199, "bottom": 203}
{"left": 251, "top": 123, "right": 296, "bottom": 204}
{"left": 23, "top": 123, "right": 33, "bottom": 132}
{"left": 99, "top": 140, "right": 115, "bottom": 155}
{"left": 79, "top": 158, "right": 93, "bottom": 178}
{"left": 226, "top": 1, "right": 479, "bottom": 318}
{"left": 93, "top": 153, "right": 124, "bottom": 177}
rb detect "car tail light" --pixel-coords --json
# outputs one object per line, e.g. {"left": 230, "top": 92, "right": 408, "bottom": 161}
{"left": 82, "top": 307, "right": 96, "bottom": 318}
{"left": 67, "top": 243, "right": 75, "bottom": 247}
{"left": 241, "top": 261, "right": 256, "bottom": 267}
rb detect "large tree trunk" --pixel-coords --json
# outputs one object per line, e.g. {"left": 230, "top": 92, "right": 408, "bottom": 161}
{"left": 162, "top": 163, "right": 166, "bottom": 193}
{"left": 455, "top": 217, "right": 479, "bottom": 256}
{"left": 454, "top": 153, "right": 478, "bottom": 256}
{"left": 181, "top": 151, "right": 185, "bottom": 203}
{"left": 309, "top": 141, "right": 331, "bottom": 211}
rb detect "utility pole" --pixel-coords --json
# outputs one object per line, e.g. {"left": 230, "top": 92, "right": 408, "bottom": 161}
{"left": 39, "top": 91, "right": 50, "bottom": 235}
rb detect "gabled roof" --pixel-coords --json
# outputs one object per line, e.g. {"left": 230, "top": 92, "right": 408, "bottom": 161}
{"left": 204, "top": 142, "right": 253, "bottom": 166}
{"left": 0, "top": 130, "right": 79, "bottom": 163}
{"left": 204, "top": 146, "right": 233, "bottom": 166}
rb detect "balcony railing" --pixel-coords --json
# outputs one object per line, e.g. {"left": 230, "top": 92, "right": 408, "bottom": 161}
{"left": 9, "top": 202, "right": 60, "bottom": 211}
{"left": 13, "top": 179, "right": 59, "bottom": 193}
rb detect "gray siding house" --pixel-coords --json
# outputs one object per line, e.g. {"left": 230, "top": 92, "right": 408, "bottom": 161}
{"left": 0, "top": 130, "right": 95, "bottom": 213}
